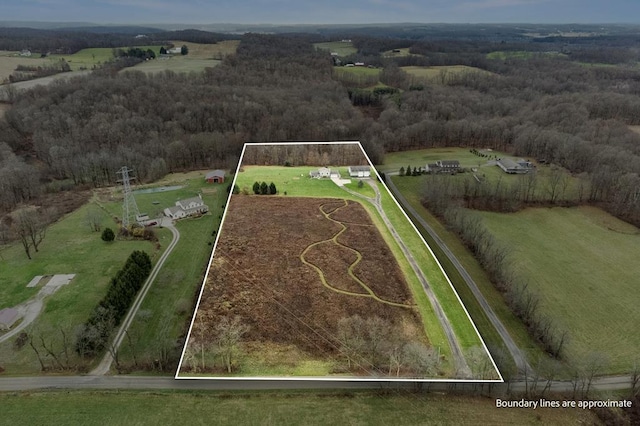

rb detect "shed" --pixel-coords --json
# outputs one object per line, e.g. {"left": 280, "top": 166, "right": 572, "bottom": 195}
{"left": 205, "top": 170, "right": 226, "bottom": 184}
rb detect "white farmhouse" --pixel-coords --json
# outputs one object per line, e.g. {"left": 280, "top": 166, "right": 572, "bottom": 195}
{"left": 309, "top": 167, "right": 340, "bottom": 179}
{"left": 164, "top": 194, "right": 208, "bottom": 219}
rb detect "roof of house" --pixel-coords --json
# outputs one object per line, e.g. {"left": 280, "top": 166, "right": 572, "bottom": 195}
{"left": 438, "top": 160, "right": 460, "bottom": 167}
{"left": 206, "top": 170, "right": 225, "bottom": 179}
{"left": 497, "top": 158, "right": 523, "bottom": 170}
{"left": 349, "top": 166, "right": 370, "bottom": 172}
{"left": 177, "top": 196, "right": 203, "bottom": 208}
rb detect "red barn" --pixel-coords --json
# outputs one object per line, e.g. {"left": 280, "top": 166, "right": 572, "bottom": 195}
{"left": 205, "top": 170, "right": 225, "bottom": 184}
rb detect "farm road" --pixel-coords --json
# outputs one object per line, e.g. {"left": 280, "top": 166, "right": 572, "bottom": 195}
{"left": 90, "top": 218, "right": 180, "bottom": 376}
{"left": 340, "top": 180, "right": 472, "bottom": 379}
{"left": 383, "top": 176, "right": 532, "bottom": 375}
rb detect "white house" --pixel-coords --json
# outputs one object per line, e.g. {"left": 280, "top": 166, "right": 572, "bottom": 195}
{"left": 348, "top": 166, "right": 371, "bottom": 178}
{"left": 164, "top": 194, "right": 208, "bottom": 219}
{"left": 309, "top": 167, "right": 340, "bottom": 179}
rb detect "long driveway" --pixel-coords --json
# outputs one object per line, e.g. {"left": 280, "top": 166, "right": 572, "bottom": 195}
{"left": 90, "top": 218, "right": 180, "bottom": 375}
{"left": 340, "top": 179, "right": 472, "bottom": 379}
{"left": 384, "top": 175, "right": 532, "bottom": 375}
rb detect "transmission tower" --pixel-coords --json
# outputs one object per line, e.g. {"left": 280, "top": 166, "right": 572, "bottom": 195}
{"left": 116, "top": 166, "right": 141, "bottom": 228}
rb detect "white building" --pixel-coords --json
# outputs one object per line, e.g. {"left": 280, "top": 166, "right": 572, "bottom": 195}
{"left": 164, "top": 194, "right": 208, "bottom": 219}
{"left": 348, "top": 166, "right": 371, "bottom": 178}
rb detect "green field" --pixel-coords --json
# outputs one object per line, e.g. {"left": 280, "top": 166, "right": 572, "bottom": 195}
{"left": 232, "top": 165, "right": 492, "bottom": 376}
{"left": 379, "top": 147, "right": 507, "bottom": 173}
{"left": 0, "top": 390, "right": 598, "bottom": 425}
{"left": 480, "top": 206, "right": 640, "bottom": 373}
{"left": 0, "top": 171, "right": 228, "bottom": 374}
{"left": 49, "top": 47, "right": 161, "bottom": 71}
{"left": 314, "top": 41, "right": 358, "bottom": 56}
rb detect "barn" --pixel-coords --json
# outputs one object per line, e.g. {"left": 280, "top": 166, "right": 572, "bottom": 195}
{"left": 205, "top": 170, "right": 226, "bottom": 184}
{"left": 348, "top": 166, "right": 371, "bottom": 178}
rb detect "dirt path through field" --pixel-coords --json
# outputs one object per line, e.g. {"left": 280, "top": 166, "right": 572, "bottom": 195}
{"left": 340, "top": 179, "right": 472, "bottom": 378}
{"left": 300, "top": 199, "right": 415, "bottom": 308}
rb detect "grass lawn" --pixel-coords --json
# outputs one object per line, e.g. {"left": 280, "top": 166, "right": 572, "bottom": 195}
{"left": 479, "top": 206, "right": 640, "bottom": 373}
{"left": 314, "top": 41, "right": 358, "bottom": 56}
{"left": 0, "top": 390, "right": 598, "bottom": 425}
{"left": 379, "top": 147, "right": 508, "bottom": 172}
{"left": 0, "top": 52, "right": 51, "bottom": 83}
{"left": 0, "top": 203, "right": 163, "bottom": 374}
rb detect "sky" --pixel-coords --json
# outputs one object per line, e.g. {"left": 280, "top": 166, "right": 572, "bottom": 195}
{"left": 0, "top": 0, "right": 637, "bottom": 25}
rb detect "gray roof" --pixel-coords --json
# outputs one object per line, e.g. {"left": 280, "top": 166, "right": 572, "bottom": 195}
{"left": 0, "top": 308, "right": 19, "bottom": 327}
{"left": 438, "top": 160, "right": 460, "bottom": 167}
{"left": 206, "top": 170, "right": 225, "bottom": 179}
{"left": 497, "top": 158, "right": 522, "bottom": 170}
{"left": 349, "top": 166, "right": 370, "bottom": 172}
{"left": 177, "top": 196, "right": 203, "bottom": 208}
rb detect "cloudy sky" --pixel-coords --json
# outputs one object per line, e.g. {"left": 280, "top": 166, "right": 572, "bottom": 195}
{"left": 1, "top": 0, "right": 636, "bottom": 25}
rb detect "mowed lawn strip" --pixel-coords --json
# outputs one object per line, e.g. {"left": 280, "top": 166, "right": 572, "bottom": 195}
{"left": 479, "top": 206, "right": 640, "bottom": 373}
{"left": 0, "top": 390, "right": 599, "bottom": 425}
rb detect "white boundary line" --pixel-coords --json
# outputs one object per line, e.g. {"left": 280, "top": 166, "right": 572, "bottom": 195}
{"left": 176, "top": 141, "right": 503, "bottom": 383}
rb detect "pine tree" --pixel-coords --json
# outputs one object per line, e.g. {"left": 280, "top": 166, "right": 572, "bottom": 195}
{"left": 399, "top": 166, "right": 405, "bottom": 176}
{"left": 260, "top": 181, "right": 268, "bottom": 195}
{"left": 252, "top": 181, "right": 260, "bottom": 194}
{"left": 269, "top": 182, "right": 277, "bottom": 195}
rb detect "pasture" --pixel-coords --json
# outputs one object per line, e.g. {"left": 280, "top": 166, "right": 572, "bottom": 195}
{"left": 486, "top": 51, "right": 567, "bottom": 60}
{"left": 0, "top": 52, "right": 51, "bottom": 83}
{"left": 479, "top": 206, "right": 640, "bottom": 373}
{"left": 0, "top": 390, "right": 598, "bottom": 426}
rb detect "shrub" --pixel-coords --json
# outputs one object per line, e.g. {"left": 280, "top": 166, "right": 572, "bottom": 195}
{"left": 101, "top": 227, "right": 115, "bottom": 242}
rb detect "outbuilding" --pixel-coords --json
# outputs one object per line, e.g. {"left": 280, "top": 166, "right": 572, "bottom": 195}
{"left": 205, "top": 170, "right": 226, "bottom": 184}
{"left": 348, "top": 166, "right": 371, "bottom": 178}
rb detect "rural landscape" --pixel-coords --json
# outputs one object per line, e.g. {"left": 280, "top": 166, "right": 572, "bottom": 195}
{"left": 0, "top": 15, "right": 639, "bottom": 425}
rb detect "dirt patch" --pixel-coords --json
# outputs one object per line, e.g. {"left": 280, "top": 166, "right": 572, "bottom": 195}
{"left": 188, "top": 196, "right": 427, "bottom": 373}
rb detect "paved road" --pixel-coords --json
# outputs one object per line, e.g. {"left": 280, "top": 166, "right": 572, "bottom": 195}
{"left": 0, "top": 374, "right": 634, "bottom": 394}
{"left": 339, "top": 179, "right": 472, "bottom": 379}
{"left": 384, "top": 174, "right": 533, "bottom": 375}
{"left": 90, "top": 219, "right": 180, "bottom": 375}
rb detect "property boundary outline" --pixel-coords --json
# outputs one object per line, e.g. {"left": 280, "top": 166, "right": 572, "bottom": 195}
{"left": 176, "top": 141, "right": 503, "bottom": 383}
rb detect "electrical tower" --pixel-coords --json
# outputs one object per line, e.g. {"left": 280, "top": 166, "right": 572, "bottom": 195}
{"left": 116, "top": 166, "right": 141, "bottom": 228}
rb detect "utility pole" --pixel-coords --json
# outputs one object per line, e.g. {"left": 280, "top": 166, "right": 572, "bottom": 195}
{"left": 116, "top": 166, "right": 141, "bottom": 229}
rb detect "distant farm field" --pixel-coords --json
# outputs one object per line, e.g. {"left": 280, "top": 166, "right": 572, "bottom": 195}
{"left": 333, "top": 66, "right": 381, "bottom": 77}
{"left": 486, "top": 51, "right": 567, "bottom": 60}
{"left": 480, "top": 206, "right": 640, "bottom": 372}
{"left": 314, "top": 41, "right": 357, "bottom": 56}
{"left": 0, "top": 53, "right": 51, "bottom": 83}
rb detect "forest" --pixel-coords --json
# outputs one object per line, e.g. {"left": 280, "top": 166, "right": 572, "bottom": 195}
{"left": 1, "top": 26, "right": 640, "bottom": 230}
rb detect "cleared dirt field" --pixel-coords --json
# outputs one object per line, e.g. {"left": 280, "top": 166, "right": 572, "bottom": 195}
{"left": 186, "top": 195, "right": 429, "bottom": 376}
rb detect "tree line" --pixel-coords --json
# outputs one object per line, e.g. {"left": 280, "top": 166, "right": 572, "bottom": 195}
{"left": 75, "top": 250, "right": 152, "bottom": 358}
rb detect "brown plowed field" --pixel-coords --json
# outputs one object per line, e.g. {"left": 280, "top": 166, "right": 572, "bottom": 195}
{"left": 191, "top": 196, "right": 426, "bottom": 363}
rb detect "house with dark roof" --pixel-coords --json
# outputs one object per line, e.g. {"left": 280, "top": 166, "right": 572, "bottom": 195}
{"left": 205, "top": 170, "right": 226, "bottom": 184}
{"left": 164, "top": 194, "right": 208, "bottom": 219}
{"left": 348, "top": 165, "right": 371, "bottom": 178}
{"left": 497, "top": 158, "right": 532, "bottom": 174}
{"left": 426, "top": 160, "right": 460, "bottom": 174}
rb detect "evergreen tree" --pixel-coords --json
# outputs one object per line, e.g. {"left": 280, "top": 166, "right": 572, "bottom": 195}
{"left": 101, "top": 227, "right": 115, "bottom": 242}
{"left": 399, "top": 166, "right": 405, "bottom": 176}
{"left": 269, "top": 182, "right": 277, "bottom": 195}
{"left": 406, "top": 166, "right": 412, "bottom": 176}
{"left": 252, "top": 181, "right": 260, "bottom": 194}
{"left": 260, "top": 181, "right": 268, "bottom": 195}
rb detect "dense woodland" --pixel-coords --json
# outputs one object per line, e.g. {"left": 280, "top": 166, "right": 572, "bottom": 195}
{"left": 1, "top": 27, "right": 640, "bottom": 229}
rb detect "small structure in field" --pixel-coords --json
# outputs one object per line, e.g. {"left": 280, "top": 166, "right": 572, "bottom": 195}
{"left": 426, "top": 160, "right": 460, "bottom": 174}
{"left": 348, "top": 165, "right": 371, "bottom": 178}
{"left": 0, "top": 308, "right": 20, "bottom": 331}
{"left": 205, "top": 170, "right": 226, "bottom": 184}
{"left": 497, "top": 158, "right": 533, "bottom": 174}
{"left": 164, "top": 194, "right": 209, "bottom": 219}
{"left": 309, "top": 167, "right": 340, "bottom": 179}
